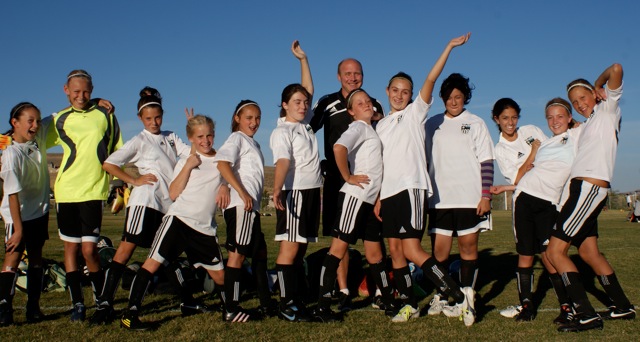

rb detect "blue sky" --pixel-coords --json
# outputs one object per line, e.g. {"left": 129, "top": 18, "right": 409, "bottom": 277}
{"left": 2, "top": 1, "right": 639, "bottom": 192}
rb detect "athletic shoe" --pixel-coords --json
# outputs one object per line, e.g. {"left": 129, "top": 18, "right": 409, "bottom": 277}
{"left": 0, "top": 301, "right": 13, "bottom": 327}
{"left": 26, "top": 304, "right": 45, "bottom": 323}
{"left": 89, "top": 302, "right": 115, "bottom": 325}
{"left": 337, "top": 292, "right": 352, "bottom": 312}
{"left": 391, "top": 304, "right": 419, "bottom": 323}
{"left": 599, "top": 305, "right": 636, "bottom": 320}
{"left": 427, "top": 294, "right": 448, "bottom": 316}
{"left": 256, "top": 300, "right": 279, "bottom": 318}
{"left": 553, "top": 305, "right": 574, "bottom": 325}
{"left": 311, "top": 306, "right": 342, "bottom": 323}
{"left": 515, "top": 306, "right": 536, "bottom": 322}
{"left": 442, "top": 302, "right": 463, "bottom": 318}
{"left": 70, "top": 303, "right": 86, "bottom": 322}
{"left": 180, "top": 302, "right": 211, "bottom": 317}
{"left": 120, "top": 310, "right": 150, "bottom": 331}
{"left": 557, "top": 313, "right": 603, "bottom": 332}
{"left": 371, "top": 296, "right": 385, "bottom": 310}
{"left": 278, "top": 304, "right": 311, "bottom": 322}
{"left": 223, "top": 307, "right": 251, "bottom": 323}
{"left": 461, "top": 287, "right": 476, "bottom": 327}
{"left": 499, "top": 305, "right": 522, "bottom": 318}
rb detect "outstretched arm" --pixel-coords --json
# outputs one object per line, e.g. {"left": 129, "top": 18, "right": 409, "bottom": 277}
{"left": 419, "top": 33, "right": 471, "bottom": 104}
{"left": 292, "top": 40, "right": 314, "bottom": 98}
{"left": 594, "top": 63, "right": 623, "bottom": 99}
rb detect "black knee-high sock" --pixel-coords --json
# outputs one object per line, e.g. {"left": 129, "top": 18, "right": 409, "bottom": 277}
{"left": 276, "top": 264, "right": 295, "bottom": 309}
{"left": 27, "top": 266, "right": 44, "bottom": 309}
{"left": 459, "top": 259, "right": 478, "bottom": 289}
{"left": 66, "top": 270, "right": 84, "bottom": 306}
{"left": 421, "top": 258, "right": 464, "bottom": 304}
{"left": 369, "top": 260, "right": 394, "bottom": 305}
{"left": 128, "top": 268, "right": 153, "bottom": 312}
{"left": 598, "top": 273, "right": 632, "bottom": 310}
{"left": 100, "top": 261, "right": 126, "bottom": 304}
{"left": 562, "top": 272, "right": 596, "bottom": 316}
{"left": 318, "top": 254, "right": 340, "bottom": 308}
{"left": 393, "top": 266, "right": 416, "bottom": 307}
{"left": 163, "top": 262, "right": 194, "bottom": 304}
{"left": 252, "top": 258, "right": 272, "bottom": 308}
{"left": 89, "top": 270, "right": 105, "bottom": 304}
{"left": 294, "top": 263, "right": 308, "bottom": 302}
{"left": 517, "top": 267, "right": 534, "bottom": 306}
{"left": 224, "top": 266, "right": 243, "bottom": 312}
{"left": 549, "top": 273, "right": 570, "bottom": 307}
{"left": 0, "top": 272, "right": 18, "bottom": 306}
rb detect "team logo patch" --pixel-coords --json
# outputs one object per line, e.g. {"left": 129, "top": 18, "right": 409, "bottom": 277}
{"left": 460, "top": 124, "right": 471, "bottom": 134}
{"left": 168, "top": 140, "right": 175, "bottom": 147}
{"left": 396, "top": 114, "right": 404, "bottom": 123}
{"left": 517, "top": 152, "right": 525, "bottom": 158}
{"left": 525, "top": 137, "right": 535, "bottom": 145}
{"left": 561, "top": 136, "right": 568, "bottom": 144}
{"left": 305, "top": 124, "right": 314, "bottom": 133}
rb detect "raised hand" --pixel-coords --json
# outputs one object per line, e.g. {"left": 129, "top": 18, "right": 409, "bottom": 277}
{"left": 291, "top": 40, "right": 307, "bottom": 60}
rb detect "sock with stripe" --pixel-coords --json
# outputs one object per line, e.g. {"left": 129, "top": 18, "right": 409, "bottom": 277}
{"left": 224, "top": 266, "right": 242, "bottom": 313}
{"left": 421, "top": 257, "right": 464, "bottom": 304}
{"left": 562, "top": 272, "right": 596, "bottom": 316}
{"left": 369, "top": 259, "right": 394, "bottom": 306}
{"left": 317, "top": 254, "right": 340, "bottom": 309}
{"left": 128, "top": 268, "right": 153, "bottom": 312}
{"left": 66, "top": 270, "right": 84, "bottom": 306}
{"left": 517, "top": 267, "right": 534, "bottom": 306}
{"left": 598, "top": 272, "right": 632, "bottom": 310}
{"left": 393, "top": 266, "right": 417, "bottom": 308}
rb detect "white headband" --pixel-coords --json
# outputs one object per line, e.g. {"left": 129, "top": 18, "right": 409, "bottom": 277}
{"left": 346, "top": 89, "right": 365, "bottom": 108}
{"left": 11, "top": 104, "right": 29, "bottom": 118}
{"left": 567, "top": 83, "right": 593, "bottom": 93}
{"left": 235, "top": 102, "right": 259, "bottom": 116}
{"left": 545, "top": 102, "right": 571, "bottom": 114}
{"left": 67, "top": 72, "right": 92, "bottom": 80}
{"left": 138, "top": 102, "right": 162, "bottom": 113}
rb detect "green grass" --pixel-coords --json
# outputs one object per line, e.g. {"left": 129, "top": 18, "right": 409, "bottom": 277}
{"left": 1, "top": 209, "right": 639, "bottom": 341}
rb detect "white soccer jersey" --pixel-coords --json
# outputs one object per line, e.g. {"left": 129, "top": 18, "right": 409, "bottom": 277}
{"left": 165, "top": 152, "right": 222, "bottom": 236}
{"left": 376, "top": 95, "right": 432, "bottom": 200}
{"left": 517, "top": 126, "right": 583, "bottom": 204}
{"left": 495, "top": 125, "right": 547, "bottom": 185}
{"left": 214, "top": 131, "right": 265, "bottom": 209}
{"left": 0, "top": 117, "right": 51, "bottom": 223}
{"left": 269, "top": 119, "right": 322, "bottom": 190}
{"left": 426, "top": 110, "right": 495, "bottom": 208}
{"left": 570, "top": 84, "right": 622, "bottom": 182}
{"left": 335, "top": 120, "right": 383, "bottom": 204}
{"left": 104, "top": 130, "right": 190, "bottom": 213}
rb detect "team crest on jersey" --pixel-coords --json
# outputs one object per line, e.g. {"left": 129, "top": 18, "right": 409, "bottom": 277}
{"left": 525, "top": 137, "right": 535, "bottom": 145}
{"left": 561, "top": 136, "right": 568, "bottom": 145}
{"left": 460, "top": 124, "right": 471, "bottom": 134}
{"left": 396, "top": 114, "right": 404, "bottom": 123}
{"left": 168, "top": 139, "right": 175, "bottom": 147}
{"left": 517, "top": 152, "right": 525, "bottom": 158}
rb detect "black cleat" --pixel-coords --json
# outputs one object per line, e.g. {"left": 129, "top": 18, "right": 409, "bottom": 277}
{"left": 599, "top": 305, "right": 636, "bottom": 320}
{"left": 553, "top": 305, "right": 574, "bottom": 325}
{"left": 557, "top": 313, "right": 603, "bottom": 332}
{"left": 120, "top": 310, "right": 150, "bottom": 331}
{"left": 311, "top": 306, "right": 342, "bottom": 323}
{"left": 337, "top": 292, "right": 352, "bottom": 312}
{"left": 89, "top": 302, "right": 115, "bottom": 325}
{"left": 223, "top": 306, "right": 251, "bottom": 323}
{"left": 278, "top": 304, "right": 311, "bottom": 322}
{"left": 256, "top": 300, "right": 278, "bottom": 318}
{"left": 70, "top": 303, "right": 86, "bottom": 322}
{"left": 25, "top": 306, "right": 45, "bottom": 323}
{"left": 0, "top": 301, "right": 13, "bottom": 327}
{"left": 515, "top": 306, "right": 536, "bottom": 322}
{"left": 180, "top": 303, "right": 211, "bottom": 317}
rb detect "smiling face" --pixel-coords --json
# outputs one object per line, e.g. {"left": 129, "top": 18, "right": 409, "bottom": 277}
{"left": 139, "top": 107, "right": 163, "bottom": 135}
{"left": 64, "top": 77, "right": 93, "bottom": 110}
{"left": 347, "top": 91, "right": 374, "bottom": 123}
{"left": 546, "top": 105, "right": 572, "bottom": 136}
{"left": 494, "top": 107, "right": 519, "bottom": 140}
{"left": 386, "top": 78, "right": 412, "bottom": 113}
{"left": 568, "top": 87, "right": 597, "bottom": 118}
{"left": 188, "top": 123, "right": 215, "bottom": 155}
{"left": 235, "top": 105, "right": 261, "bottom": 137}
{"left": 444, "top": 88, "right": 466, "bottom": 118}
{"left": 11, "top": 107, "right": 41, "bottom": 143}
{"left": 282, "top": 91, "right": 309, "bottom": 123}
{"left": 338, "top": 59, "right": 363, "bottom": 97}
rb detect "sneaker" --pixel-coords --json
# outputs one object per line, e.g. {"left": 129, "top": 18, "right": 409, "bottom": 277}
{"left": 120, "top": 310, "right": 150, "bottom": 331}
{"left": 442, "top": 302, "right": 463, "bottom": 318}
{"left": 311, "top": 306, "right": 342, "bottom": 323}
{"left": 337, "top": 292, "right": 352, "bottom": 312}
{"left": 515, "top": 305, "right": 536, "bottom": 322}
{"left": 599, "top": 305, "right": 636, "bottom": 320}
{"left": 70, "top": 303, "right": 86, "bottom": 322}
{"left": 427, "top": 294, "right": 448, "bottom": 316}
{"left": 391, "top": 304, "right": 419, "bottom": 323}
{"left": 180, "top": 302, "right": 211, "bottom": 317}
{"left": 499, "top": 305, "right": 522, "bottom": 318}
{"left": 223, "top": 307, "right": 251, "bottom": 323}
{"left": 557, "top": 313, "right": 603, "bottom": 332}
{"left": 256, "top": 300, "right": 279, "bottom": 318}
{"left": 0, "top": 301, "right": 13, "bottom": 327}
{"left": 278, "top": 304, "right": 311, "bottom": 322}
{"left": 461, "top": 287, "right": 476, "bottom": 327}
{"left": 553, "top": 305, "right": 574, "bottom": 325}
{"left": 89, "top": 302, "right": 115, "bottom": 325}
{"left": 371, "top": 296, "right": 385, "bottom": 310}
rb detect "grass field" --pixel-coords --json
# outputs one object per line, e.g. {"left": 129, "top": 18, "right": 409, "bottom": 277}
{"left": 1, "top": 209, "right": 638, "bottom": 341}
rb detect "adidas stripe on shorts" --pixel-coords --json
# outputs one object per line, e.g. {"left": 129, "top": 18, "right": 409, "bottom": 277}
{"left": 552, "top": 179, "right": 605, "bottom": 247}
{"left": 381, "top": 189, "right": 428, "bottom": 239}
{"left": 224, "top": 206, "right": 266, "bottom": 256}
{"left": 332, "top": 192, "right": 382, "bottom": 245}
{"left": 122, "top": 206, "right": 164, "bottom": 248}
{"left": 57, "top": 200, "right": 103, "bottom": 243}
{"left": 275, "top": 188, "right": 320, "bottom": 243}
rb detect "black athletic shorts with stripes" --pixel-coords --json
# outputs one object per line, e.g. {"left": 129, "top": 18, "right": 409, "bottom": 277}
{"left": 4, "top": 213, "right": 49, "bottom": 253}
{"left": 331, "top": 192, "right": 382, "bottom": 245}
{"left": 552, "top": 179, "right": 605, "bottom": 247}
{"left": 381, "top": 189, "right": 428, "bottom": 239}
{"left": 122, "top": 206, "right": 164, "bottom": 248}
{"left": 275, "top": 188, "right": 320, "bottom": 243}
{"left": 224, "top": 206, "right": 266, "bottom": 256}
{"left": 57, "top": 200, "right": 103, "bottom": 243}
{"left": 513, "top": 191, "right": 557, "bottom": 255}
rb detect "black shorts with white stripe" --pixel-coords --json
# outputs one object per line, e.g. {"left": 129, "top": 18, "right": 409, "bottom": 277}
{"left": 57, "top": 200, "right": 103, "bottom": 243}
{"left": 275, "top": 188, "right": 320, "bottom": 243}
{"left": 513, "top": 191, "right": 557, "bottom": 255}
{"left": 331, "top": 192, "right": 382, "bottom": 245}
{"left": 381, "top": 189, "right": 428, "bottom": 239}
{"left": 4, "top": 212, "right": 49, "bottom": 253}
{"left": 224, "top": 206, "right": 266, "bottom": 256}
{"left": 122, "top": 206, "right": 164, "bottom": 248}
{"left": 552, "top": 179, "right": 605, "bottom": 247}
{"left": 427, "top": 208, "right": 492, "bottom": 237}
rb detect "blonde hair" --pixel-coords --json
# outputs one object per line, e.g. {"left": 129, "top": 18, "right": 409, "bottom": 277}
{"left": 186, "top": 114, "right": 215, "bottom": 137}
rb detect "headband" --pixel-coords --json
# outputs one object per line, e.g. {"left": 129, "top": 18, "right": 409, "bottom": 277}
{"left": 67, "top": 72, "right": 92, "bottom": 80}
{"left": 10, "top": 103, "right": 29, "bottom": 118}
{"left": 346, "top": 89, "right": 365, "bottom": 108}
{"left": 235, "top": 102, "right": 259, "bottom": 116}
{"left": 545, "top": 102, "right": 571, "bottom": 114}
{"left": 567, "top": 82, "right": 593, "bottom": 93}
{"left": 138, "top": 102, "right": 162, "bottom": 113}
{"left": 388, "top": 76, "right": 413, "bottom": 88}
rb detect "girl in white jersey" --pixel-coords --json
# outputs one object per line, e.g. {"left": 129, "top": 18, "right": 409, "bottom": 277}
{"left": 492, "top": 98, "right": 578, "bottom": 323}
{"left": 547, "top": 64, "right": 634, "bottom": 333}
{"left": 215, "top": 99, "right": 273, "bottom": 322}
{"left": 0, "top": 103, "right": 50, "bottom": 326}
{"left": 93, "top": 91, "right": 210, "bottom": 325}
{"left": 120, "top": 115, "right": 226, "bottom": 331}
{"left": 425, "top": 72, "right": 495, "bottom": 326}
{"left": 374, "top": 33, "right": 472, "bottom": 324}
{"left": 269, "top": 40, "right": 319, "bottom": 322}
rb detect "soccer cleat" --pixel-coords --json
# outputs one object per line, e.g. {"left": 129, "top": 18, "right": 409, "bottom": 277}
{"left": 391, "top": 304, "right": 419, "bottom": 323}
{"left": 25, "top": 305, "right": 45, "bottom": 323}
{"left": 120, "top": 310, "right": 150, "bottom": 331}
{"left": 180, "top": 302, "right": 211, "bottom": 317}
{"left": 427, "top": 294, "right": 448, "bottom": 316}
{"left": 461, "top": 287, "right": 476, "bottom": 327}
{"left": 256, "top": 300, "right": 279, "bottom": 318}
{"left": 89, "top": 302, "right": 115, "bottom": 325}
{"left": 223, "top": 307, "right": 251, "bottom": 323}
{"left": 553, "top": 305, "right": 574, "bottom": 325}
{"left": 442, "top": 302, "right": 463, "bottom": 318}
{"left": 337, "top": 292, "right": 352, "bottom": 312}
{"left": 0, "top": 301, "right": 13, "bottom": 327}
{"left": 557, "top": 313, "right": 603, "bottom": 332}
{"left": 499, "top": 305, "right": 522, "bottom": 318}
{"left": 311, "top": 306, "right": 342, "bottom": 323}
{"left": 278, "top": 304, "right": 311, "bottom": 322}
{"left": 515, "top": 306, "right": 536, "bottom": 322}
{"left": 371, "top": 296, "right": 385, "bottom": 310}
{"left": 70, "top": 303, "right": 86, "bottom": 322}
{"left": 599, "top": 305, "right": 636, "bottom": 320}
